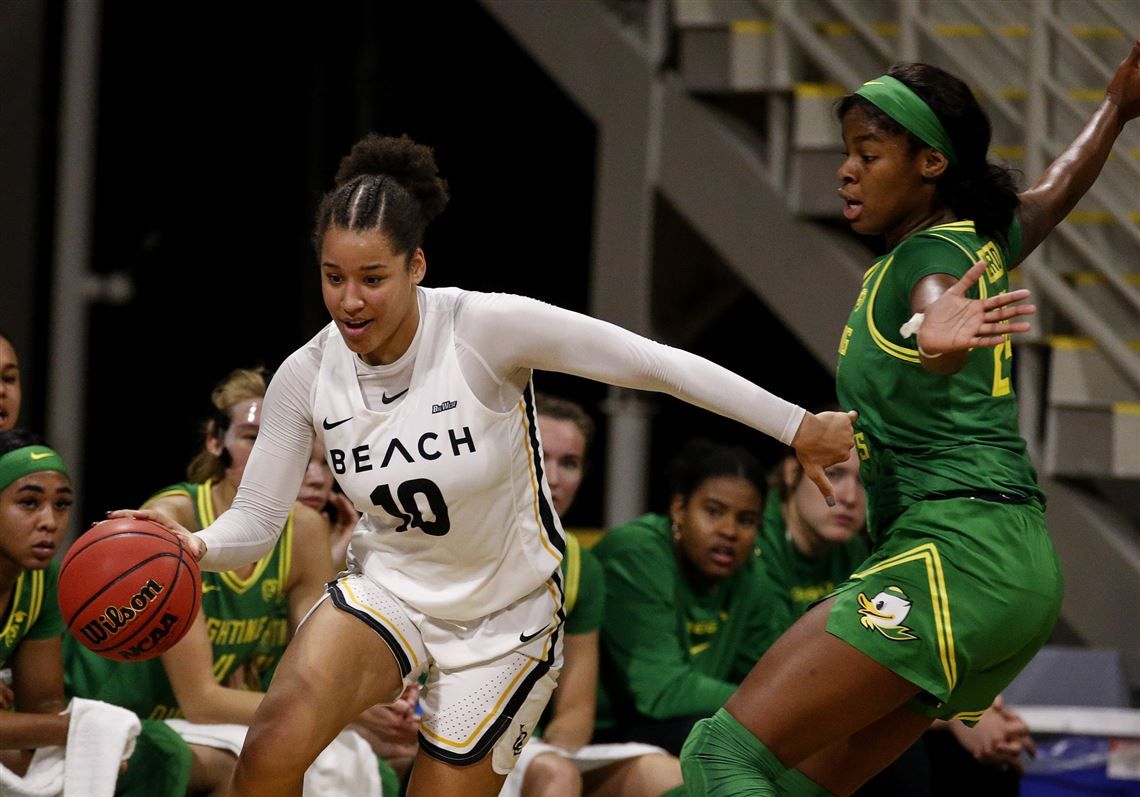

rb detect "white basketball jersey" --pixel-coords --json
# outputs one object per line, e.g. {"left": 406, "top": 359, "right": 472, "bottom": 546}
{"left": 313, "top": 288, "right": 565, "bottom": 621}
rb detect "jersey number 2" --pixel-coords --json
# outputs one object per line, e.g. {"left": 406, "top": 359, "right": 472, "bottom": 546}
{"left": 370, "top": 479, "right": 451, "bottom": 536}
{"left": 991, "top": 335, "right": 1012, "bottom": 397}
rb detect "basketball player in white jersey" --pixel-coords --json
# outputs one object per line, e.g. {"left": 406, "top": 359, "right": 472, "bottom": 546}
{"left": 114, "top": 133, "right": 1029, "bottom": 797}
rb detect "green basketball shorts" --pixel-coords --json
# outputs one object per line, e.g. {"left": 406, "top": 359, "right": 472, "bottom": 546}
{"left": 825, "top": 497, "right": 1062, "bottom": 723}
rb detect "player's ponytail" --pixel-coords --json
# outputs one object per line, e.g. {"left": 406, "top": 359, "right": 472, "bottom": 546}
{"left": 314, "top": 134, "right": 450, "bottom": 258}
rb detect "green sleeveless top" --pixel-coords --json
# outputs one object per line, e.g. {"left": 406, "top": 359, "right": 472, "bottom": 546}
{"left": 1, "top": 561, "right": 65, "bottom": 667}
{"left": 64, "top": 480, "right": 294, "bottom": 718}
{"left": 835, "top": 219, "right": 1043, "bottom": 540}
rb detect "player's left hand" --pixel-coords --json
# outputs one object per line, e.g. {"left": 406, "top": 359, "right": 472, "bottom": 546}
{"left": 917, "top": 261, "right": 1035, "bottom": 356}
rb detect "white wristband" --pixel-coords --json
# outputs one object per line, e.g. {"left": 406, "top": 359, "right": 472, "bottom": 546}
{"left": 899, "top": 312, "right": 925, "bottom": 338}
{"left": 899, "top": 312, "right": 943, "bottom": 359}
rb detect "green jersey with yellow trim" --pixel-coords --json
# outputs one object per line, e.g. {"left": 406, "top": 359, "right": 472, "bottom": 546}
{"left": 836, "top": 220, "right": 1043, "bottom": 539}
{"left": 65, "top": 481, "right": 294, "bottom": 719}
{"left": 1, "top": 561, "right": 64, "bottom": 667}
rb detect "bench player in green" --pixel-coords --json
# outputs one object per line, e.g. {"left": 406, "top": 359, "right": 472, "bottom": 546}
{"left": 65, "top": 368, "right": 334, "bottom": 793}
{"left": 681, "top": 41, "right": 1140, "bottom": 797}
{"left": 0, "top": 330, "right": 22, "bottom": 433}
{"left": 505, "top": 393, "right": 683, "bottom": 797}
{"left": 758, "top": 447, "right": 868, "bottom": 622}
{"left": 0, "top": 431, "right": 71, "bottom": 773}
{"left": 595, "top": 440, "right": 784, "bottom": 755}
{"left": 0, "top": 430, "right": 189, "bottom": 795}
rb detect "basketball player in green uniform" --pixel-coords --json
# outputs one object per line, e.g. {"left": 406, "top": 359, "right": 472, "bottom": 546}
{"left": 758, "top": 447, "right": 1032, "bottom": 794}
{"left": 0, "top": 431, "right": 70, "bottom": 773}
{"left": 0, "top": 430, "right": 189, "bottom": 796}
{"left": 681, "top": 41, "right": 1140, "bottom": 797}
{"left": 65, "top": 368, "right": 334, "bottom": 793}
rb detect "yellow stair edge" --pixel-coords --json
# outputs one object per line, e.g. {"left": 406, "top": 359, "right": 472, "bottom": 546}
{"left": 1049, "top": 335, "right": 1140, "bottom": 352}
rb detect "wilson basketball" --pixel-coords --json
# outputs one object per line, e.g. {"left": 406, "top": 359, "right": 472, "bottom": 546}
{"left": 59, "top": 517, "right": 201, "bottom": 662}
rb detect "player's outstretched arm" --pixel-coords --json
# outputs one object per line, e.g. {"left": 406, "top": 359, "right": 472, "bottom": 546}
{"left": 1017, "top": 40, "right": 1140, "bottom": 261}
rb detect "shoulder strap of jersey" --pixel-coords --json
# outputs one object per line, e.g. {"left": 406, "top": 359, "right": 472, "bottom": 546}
{"left": 563, "top": 533, "right": 581, "bottom": 617}
{"left": 26, "top": 569, "right": 44, "bottom": 631}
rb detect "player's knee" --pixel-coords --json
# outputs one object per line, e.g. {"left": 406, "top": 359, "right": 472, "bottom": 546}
{"left": 521, "top": 752, "right": 582, "bottom": 796}
{"left": 680, "top": 709, "right": 781, "bottom": 797}
{"left": 238, "top": 718, "right": 309, "bottom": 780}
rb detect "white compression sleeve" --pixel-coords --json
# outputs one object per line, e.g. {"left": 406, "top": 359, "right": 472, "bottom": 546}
{"left": 455, "top": 292, "right": 806, "bottom": 444}
{"left": 196, "top": 347, "right": 318, "bottom": 571}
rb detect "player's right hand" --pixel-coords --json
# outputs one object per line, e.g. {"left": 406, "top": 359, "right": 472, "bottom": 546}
{"left": 1105, "top": 39, "right": 1140, "bottom": 122}
{"left": 106, "top": 508, "right": 207, "bottom": 562}
{"left": 791, "top": 410, "right": 857, "bottom": 506}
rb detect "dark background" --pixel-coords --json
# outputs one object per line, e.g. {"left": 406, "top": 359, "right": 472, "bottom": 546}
{"left": 28, "top": 1, "right": 834, "bottom": 529}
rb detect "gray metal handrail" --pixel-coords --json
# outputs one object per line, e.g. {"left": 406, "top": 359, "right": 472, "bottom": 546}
{"left": 741, "top": 0, "right": 1139, "bottom": 396}
{"left": 816, "top": 0, "right": 897, "bottom": 63}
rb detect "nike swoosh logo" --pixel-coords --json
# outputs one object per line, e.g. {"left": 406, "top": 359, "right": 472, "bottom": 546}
{"left": 381, "top": 389, "right": 409, "bottom": 405}
{"left": 29, "top": 452, "right": 53, "bottom": 460}
{"left": 322, "top": 416, "right": 353, "bottom": 430}
{"left": 519, "top": 625, "right": 550, "bottom": 644}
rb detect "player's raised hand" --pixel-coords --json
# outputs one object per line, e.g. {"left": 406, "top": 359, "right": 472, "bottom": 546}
{"left": 1105, "top": 39, "right": 1140, "bottom": 122}
{"left": 106, "top": 507, "right": 206, "bottom": 561}
{"left": 917, "top": 261, "right": 1035, "bottom": 355}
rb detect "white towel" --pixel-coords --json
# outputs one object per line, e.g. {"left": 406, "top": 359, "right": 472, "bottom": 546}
{"left": 303, "top": 729, "right": 382, "bottom": 797}
{"left": 0, "top": 698, "right": 141, "bottom": 797}
{"left": 498, "top": 741, "right": 672, "bottom": 797}
{"left": 164, "top": 720, "right": 381, "bottom": 797}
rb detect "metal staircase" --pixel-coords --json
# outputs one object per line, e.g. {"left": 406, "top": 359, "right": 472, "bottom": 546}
{"left": 479, "top": 0, "right": 1140, "bottom": 690}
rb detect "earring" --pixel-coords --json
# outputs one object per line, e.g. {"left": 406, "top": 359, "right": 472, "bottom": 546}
{"left": 671, "top": 521, "right": 681, "bottom": 542}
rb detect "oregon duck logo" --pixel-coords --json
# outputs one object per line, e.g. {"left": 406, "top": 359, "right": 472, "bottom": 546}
{"left": 857, "top": 586, "right": 918, "bottom": 641}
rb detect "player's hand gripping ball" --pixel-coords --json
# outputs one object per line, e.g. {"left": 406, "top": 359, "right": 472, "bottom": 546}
{"left": 59, "top": 517, "right": 202, "bottom": 662}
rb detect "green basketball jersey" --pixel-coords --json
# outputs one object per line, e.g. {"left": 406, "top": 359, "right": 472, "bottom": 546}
{"left": 65, "top": 480, "right": 294, "bottom": 719}
{"left": 756, "top": 496, "right": 868, "bottom": 621}
{"left": 835, "top": 220, "right": 1043, "bottom": 539}
{"left": 1, "top": 560, "right": 64, "bottom": 667}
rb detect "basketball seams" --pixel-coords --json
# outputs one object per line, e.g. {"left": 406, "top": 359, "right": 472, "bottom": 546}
{"left": 59, "top": 519, "right": 201, "bottom": 661}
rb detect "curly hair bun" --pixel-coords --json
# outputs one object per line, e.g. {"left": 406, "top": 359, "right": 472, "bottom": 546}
{"left": 334, "top": 134, "right": 450, "bottom": 224}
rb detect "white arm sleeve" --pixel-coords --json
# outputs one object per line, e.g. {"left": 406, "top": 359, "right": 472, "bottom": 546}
{"left": 196, "top": 346, "right": 318, "bottom": 571}
{"left": 456, "top": 292, "right": 806, "bottom": 444}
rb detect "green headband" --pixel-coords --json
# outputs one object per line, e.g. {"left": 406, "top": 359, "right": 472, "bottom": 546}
{"left": 0, "top": 446, "right": 70, "bottom": 493}
{"left": 854, "top": 75, "right": 958, "bottom": 168}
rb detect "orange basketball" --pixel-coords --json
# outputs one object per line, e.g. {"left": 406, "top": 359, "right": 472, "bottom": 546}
{"left": 59, "top": 517, "right": 201, "bottom": 662}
